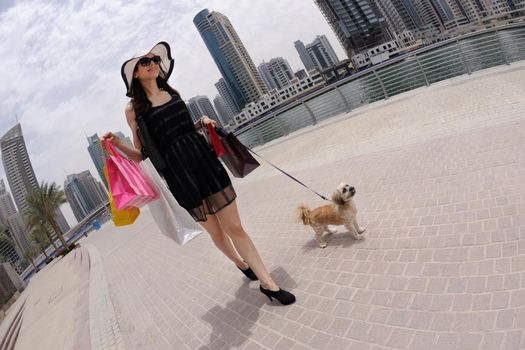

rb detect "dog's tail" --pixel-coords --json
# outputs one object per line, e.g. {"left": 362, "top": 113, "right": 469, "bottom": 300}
{"left": 296, "top": 204, "right": 312, "bottom": 225}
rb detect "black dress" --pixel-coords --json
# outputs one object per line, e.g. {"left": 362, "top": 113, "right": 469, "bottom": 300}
{"left": 141, "top": 94, "right": 236, "bottom": 222}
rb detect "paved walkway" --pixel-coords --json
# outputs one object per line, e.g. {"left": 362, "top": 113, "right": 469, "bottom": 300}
{"left": 0, "top": 247, "right": 91, "bottom": 349}
{"left": 2, "top": 62, "right": 525, "bottom": 349}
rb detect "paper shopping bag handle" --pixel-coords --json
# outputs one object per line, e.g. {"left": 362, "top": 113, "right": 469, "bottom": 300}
{"left": 103, "top": 139, "right": 121, "bottom": 158}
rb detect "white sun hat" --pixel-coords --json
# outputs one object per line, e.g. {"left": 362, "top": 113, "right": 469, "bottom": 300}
{"left": 120, "top": 41, "right": 174, "bottom": 97}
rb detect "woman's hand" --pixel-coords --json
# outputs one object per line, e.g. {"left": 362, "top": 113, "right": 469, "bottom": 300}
{"left": 100, "top": 132, "right": 121, "bottom": 147}
{"left": 200, "top": 116, "right": 216, "bottom": 128}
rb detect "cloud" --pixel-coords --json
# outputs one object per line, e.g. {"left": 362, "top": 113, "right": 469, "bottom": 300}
{"left": 0, "top": 0, "right": 346, "bottom": 202}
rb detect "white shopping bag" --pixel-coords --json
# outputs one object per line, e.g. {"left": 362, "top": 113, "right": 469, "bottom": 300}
{"left": 139, "top": 159, "right": 203, "bottom": 245}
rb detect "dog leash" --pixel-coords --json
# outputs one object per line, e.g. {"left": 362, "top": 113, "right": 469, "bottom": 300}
{"left": 215, "top": 126, "right": 330, "bottom": 201}
{"left": 245, "top": 146, "right": 330, "bottom": 202}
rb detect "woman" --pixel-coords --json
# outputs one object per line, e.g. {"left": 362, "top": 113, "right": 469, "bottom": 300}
{"left": 102, "top": 42, "right": 295, "bottom": 305}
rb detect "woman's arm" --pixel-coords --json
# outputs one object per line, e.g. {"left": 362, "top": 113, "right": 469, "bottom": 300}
{"left": 101, "top": 103, "right": 144, "bottom": 163}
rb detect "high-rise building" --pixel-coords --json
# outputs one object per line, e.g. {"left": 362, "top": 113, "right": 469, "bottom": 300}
{"left": 376, "top": 0, "right": 411, "bottom": 35}
{"left": 430, "top": 0, "right": 456, "bottom": 24}
{"left": 6, "top": 213, "right": 31, "bottom": 258}
{"left": 215, "top": 78, "right": 241, "bottom": 117}
{"left": 294, "top": 69, "right": 309, "bottom": 80}
{"left": 114, "top": 132, "right": 133, "bottom": 148}
{"left": 0, "top": 124, "right": 70, "bottom": 236}
{"left": 0, "top": 180, "right": 15, "bottom": 229}
{"left": 0, "top": 263, "right": 24, "bottom": 300}
{"left": 453, "top": 0, "right": 487, "bottom": 21}
{"left": 376, "top": 0, "right": 433, "bottom": 37}
{"left": 296, "top": 35, "right": 340, "bottom": 71}
{"left": 87, "top": 134, "right": 107, "bottom": 189}
{"left": 0, "top": 226, "right": 21, "bottom": 270}
{"left": 433, "top": 0, "right": 487, "bottom": 25}
{"left": 213, "top": 95, "right": 234, "bottom": 126}
{"left": 258, "top": 57, "right": 295, "bottom": 90}
{"left": 374, "top": 0, "right": 436, "bottom": 46}
{"left": 483, "top": 0, "right": 510, "bottom": 15}
{"left": 311, "top": 35, "right": 340, "bottom": 69}
{"left": 194, "top": 9, "right": 268, "bottom": 110}
{"left": 64, "top": 170, "right": 108, "bottom": 222}
{"left": 507, "top": 0, "right": 525, "bottom": 10}
{"left": 187, "top": 96, "right": 221, "bottom": 125}
{"left": 295, "top": 40, "right": 317, "bottom": 72}
{"left": 314, "top": 0, "right": 392, "bottom": 57}
{"left": 414, "top": 0, "right": 446, "bottom": 32}
{"left": 436, "top": 0, "right": 470, "bottom": 28}
{"left": 1, "top": 124, "right": 39, "bottom": 217}
{"left": 54, "top": 207, "right": 69, "bottom": 235}
{"left": 0, "top": 178, "right": 31, "bottom": 260}
{"left": 87, "top": 132, "right": 133, "bottom": 190}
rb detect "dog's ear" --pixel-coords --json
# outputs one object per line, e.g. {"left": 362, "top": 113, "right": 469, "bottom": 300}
{"left": 336, "top": 183, "right": 349, "bottom": 194}
{"left": 331, "top": 191, "right": 345, "bottom": 205}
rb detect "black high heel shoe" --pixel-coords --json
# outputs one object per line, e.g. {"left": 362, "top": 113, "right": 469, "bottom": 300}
{"left": 238, "top": 265, "right": 258, "bottom": 280}
{"left": 259, "top": 285, "right": 296, "bottom": 305}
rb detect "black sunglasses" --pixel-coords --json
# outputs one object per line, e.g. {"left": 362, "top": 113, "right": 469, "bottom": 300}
{"left": 137, "top": 55, "right": 161, "bottom": 68}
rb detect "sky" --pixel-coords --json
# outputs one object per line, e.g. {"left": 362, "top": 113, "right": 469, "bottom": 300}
{"left": 0, "top": 0, "right": 346, "bottom": 225}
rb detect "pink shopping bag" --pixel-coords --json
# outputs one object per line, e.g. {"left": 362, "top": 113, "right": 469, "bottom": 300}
{"left": 104, "top": 140, "right": 160, "bottom": 210}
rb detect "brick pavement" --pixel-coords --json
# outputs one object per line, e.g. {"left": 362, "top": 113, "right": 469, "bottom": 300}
{"left": 1, "top": 247, "right": 92, "bottom": 349}
{"left": 83, "top": 62, "right": 525, "bottom": 350}
{"left": 86, "top": 243, "right": 125, "bottom": 350}
{"left": 2, "top": 62, "right": 524, "bottom": 349}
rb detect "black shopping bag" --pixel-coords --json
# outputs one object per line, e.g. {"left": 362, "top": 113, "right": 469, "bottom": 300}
{"left": 217, "top": 128, "right": 260, "bottom": 178}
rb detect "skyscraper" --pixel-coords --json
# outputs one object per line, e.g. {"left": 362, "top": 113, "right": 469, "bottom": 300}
{"left": 0, "top": 179, "right": 25, "bottom": 264}
{"left": 414, "top": 0, "right": 446, "bottom": 32}
{"left": 294, "top": 69, "right": 309, "bottom": 80}
{"left": 215, "top": 78, "right": 241, "bottom": 117}
{"left": 64, "top": 170, "right": 108, "bottom": 222}
{"left": 194, "top": 9, "right": 268, "bottom": 110}
{"left": 87, "top": 134, "right": 107, "bottom": 189}
{"left": 213, "top": 95, "right": 234, "bottom": 126}
{"left": 296, "top": 35, "right": 340, "bottom": 71}
{"left": 314, "top": 0, "right": 392, "bottom": 57}
{"left": 0, "top": 180, "right": 15, "bottom": 229}
{"left": 376, "top": 0, "right": 427, "bottom": 33}
{"left": 87, "top": 132, "right": 133, "bottom": 190}
{"left": 451, "top": 0, "right": 487, "bottom": 21}
{"left": 187, "top": 96, "right": 221, "bottom": 125}
{"left": 0, "top": 124, "right": 70, "bottom": 235}
{"left": 295, "top": 40, "right": 317, "bottom": 72}
{"left": 507, "top": 0, "right": 525, "bottom": 10}
{"left": 484, "top": 0, "right": 510, "bottom": 14}
{"left": 376, "top": 0, "right": 411, "bottom": 35}
{"left": 0, "top": 226, "right": 22, "bottom": 270}
{"left": 6, "top": 213, "right": 31, "bottom": 258}
{"left": 1, "top": 124, "right": 39, "bottom": 216}
{"left": 258, "top": 57, "right": 295, "bottom": 90}
{"left": 429, "top": 0, "right": 457, "bottom": 25}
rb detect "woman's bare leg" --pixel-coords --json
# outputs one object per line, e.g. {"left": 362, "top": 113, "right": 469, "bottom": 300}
{"left": 199, "top": 213, "right": 248, "bottom": 269}
{"left": 216, "top": 200, "right": 279, "bottom": 291}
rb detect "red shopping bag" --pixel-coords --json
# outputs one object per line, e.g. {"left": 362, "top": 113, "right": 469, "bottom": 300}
{"left": 104, "top": 140, "right": 159, "bottom": 210}
{"left": 207, "top": 123, "right": 225, "bottom": 157}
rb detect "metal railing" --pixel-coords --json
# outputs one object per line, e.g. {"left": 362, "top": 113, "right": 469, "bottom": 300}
{"left": 235, "top": 23, "right": 525, "bottom": 148}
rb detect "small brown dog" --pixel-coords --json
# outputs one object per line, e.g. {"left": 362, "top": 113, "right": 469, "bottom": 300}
{"left": 297, "top": 183, "right": 365, "bottom": 248}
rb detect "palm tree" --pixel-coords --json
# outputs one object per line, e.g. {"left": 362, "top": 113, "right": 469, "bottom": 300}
{"left": 29, "top": 227, "right": 51, "bottom": 259}
{"left": 26, "top": 182, "right": 71, "bottom": 253}
{"left": 26, "top": 215, "right": 58, "bottom": 250}
{"left": 25, "top": 245, "right": 40, "bottom": 272}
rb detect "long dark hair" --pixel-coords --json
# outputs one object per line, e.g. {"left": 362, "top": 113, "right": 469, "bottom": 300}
{"left": 130, "top": 64, "right": 178, "bottom": 116}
